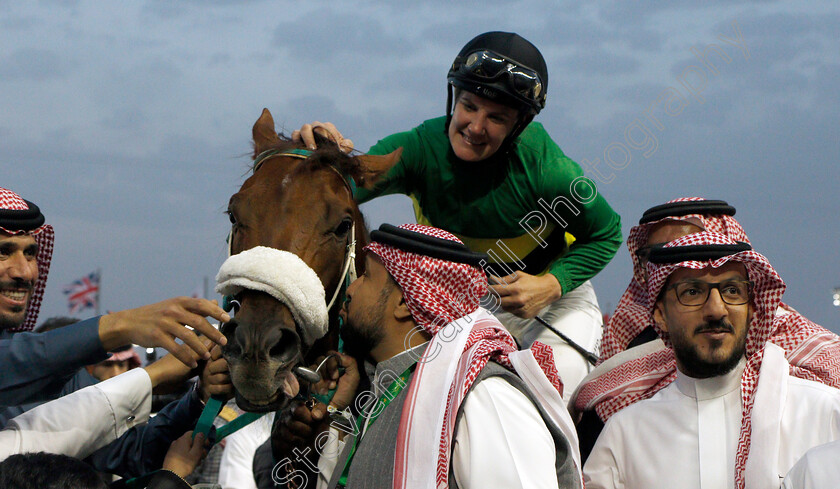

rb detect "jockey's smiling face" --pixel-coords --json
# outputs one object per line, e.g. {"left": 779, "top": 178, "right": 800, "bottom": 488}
{"left": 0, "top": 232, "right": 39, "bottom": 330}
{"left": 447, "top": 91, "right": 519, "bottom": 162}
{"left": 654, "top": 262, "right": 753, "bottom": 378}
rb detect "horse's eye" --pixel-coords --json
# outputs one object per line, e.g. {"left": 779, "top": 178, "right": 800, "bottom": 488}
{"left": 226, "top": 211, "right": 237, "bottom": 225}
{"left": 335, "top": 218, "right": 353, "bottom": 236}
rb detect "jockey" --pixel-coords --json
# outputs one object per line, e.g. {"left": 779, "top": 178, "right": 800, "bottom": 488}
{"left": 294, "top": 31, "right": 623, "bottom": 398}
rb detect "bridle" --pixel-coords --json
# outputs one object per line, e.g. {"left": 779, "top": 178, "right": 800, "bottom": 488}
{"left": 226, "top": 147, "right": 359, "bottom": 314}
{"left": 194, "top": 148, "right": 361, "bottom": 451}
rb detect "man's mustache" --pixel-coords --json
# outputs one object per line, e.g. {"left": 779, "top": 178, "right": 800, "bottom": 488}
{"left": 0, "top": 279, "right": 34, "bottom": 292}
{"left": 694, "top": 319, "right": 734, "bottom": 335}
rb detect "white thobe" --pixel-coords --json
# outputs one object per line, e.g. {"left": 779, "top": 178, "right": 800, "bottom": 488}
{"left": 584, "top": 352, "right": 840, "bottom": 489}
{"left": 781, "top": 440, "right": 840, "bottom": 489}
{"left": 218, "top": 412, "right": 275, "bottom": 489}
{"left": 0, "top": 367, "right": 152, "bottom": 461}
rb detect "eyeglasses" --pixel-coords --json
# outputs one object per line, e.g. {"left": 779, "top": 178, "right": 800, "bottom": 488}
{"left": 666, "top": 279, "right": 754, "bottom": 307}
{"left": 454, "top": 50, "right": 544, "bottom": 102}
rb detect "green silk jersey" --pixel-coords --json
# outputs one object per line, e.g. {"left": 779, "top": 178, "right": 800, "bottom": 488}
{"left": 357, "top": 116, "right": 622, "bottom": 294}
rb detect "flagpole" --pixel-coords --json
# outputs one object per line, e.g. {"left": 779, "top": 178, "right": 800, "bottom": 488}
{"left": 204, "top": 276, "right": 209, "bottom": 300}
{"left": 96, "top": 268, "right": 101, "bottom": 316}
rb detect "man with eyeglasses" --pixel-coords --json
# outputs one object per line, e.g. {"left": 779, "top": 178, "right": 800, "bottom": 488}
{"left": 582, "top": 232, "right": 840, "bottom": 489}
{"left": 572, "top": 198, "right": 840, "bottom": 463}
{"left": 294, "top": 32, "right": 622, "bottom": 399}
{"left": 602, "top": 197, "right": 752, "bottom": 359}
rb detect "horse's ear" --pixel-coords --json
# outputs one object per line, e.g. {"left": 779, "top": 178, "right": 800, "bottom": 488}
{"left": 352, "top": 147, "right": 403, "bottom": 190}
{"left": 252, "top": 108, "right": 280, "bottom": 155}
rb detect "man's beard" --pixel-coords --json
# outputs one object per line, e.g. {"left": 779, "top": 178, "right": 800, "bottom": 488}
{"left": 340, "top": 292, "right": 389, "bottom": 360}
{"left": 0, "top": 307, "right": 27, "bottom": 331}
{"left": 671, "top": 319, "right": 747, "bottom": 378}
{"left": 0, "top": 279, "right": 32, "bottom": 331}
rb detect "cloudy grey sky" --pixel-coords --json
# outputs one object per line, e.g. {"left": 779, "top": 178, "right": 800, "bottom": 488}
{"left": 3, "top": 1, "right": 838, "bottom": 332}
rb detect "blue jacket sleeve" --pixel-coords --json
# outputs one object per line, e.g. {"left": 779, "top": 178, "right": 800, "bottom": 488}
{"left": 0, "top": 317, "right": 108, "bottom": 406}
{"left": 88, "top": 387, "right": 205, "bottom": 478}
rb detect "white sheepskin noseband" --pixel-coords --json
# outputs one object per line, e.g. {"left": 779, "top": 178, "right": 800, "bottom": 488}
{"left": 215, "top": 246, "right": 328, "bottom": 346}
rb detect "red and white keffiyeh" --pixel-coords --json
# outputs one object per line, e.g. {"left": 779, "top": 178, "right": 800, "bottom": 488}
{"left": 0, "top": 187, "right": 54, "bottom": 332}
{"left": 366, "top": 224, "right": 572, "bottom": 489}
{"left": 599, "top": 197, "right": 750, "bottom": 361}
{"left": 580, "top": 198, "right": 840, "bottom": 419}
{"left": 577, "top": 231, "right": 840, "bottom": 489}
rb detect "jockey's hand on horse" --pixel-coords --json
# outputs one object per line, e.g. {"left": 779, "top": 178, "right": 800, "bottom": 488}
{"left": 292, "top": 121, "right": 354, "bottom": 154}
{"left": 198, "top": 342, "right": 233, "bottom": 403}
{"left": 98, "top": 297, "right": 229, "bottom": 369}
{"left": 489, "top": 272, "right": 563, "bottom": 319}
{"left": 271, "top": 353, "right": 360, "bottom": 457}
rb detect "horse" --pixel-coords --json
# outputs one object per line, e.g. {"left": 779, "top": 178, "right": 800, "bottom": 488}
{"left": 220, "top": 108, "right": 401, "bottom": 412}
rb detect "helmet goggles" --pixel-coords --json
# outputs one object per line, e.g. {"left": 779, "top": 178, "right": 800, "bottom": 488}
{"left": 452, "top": 49, "right": 544, "bottom": 107}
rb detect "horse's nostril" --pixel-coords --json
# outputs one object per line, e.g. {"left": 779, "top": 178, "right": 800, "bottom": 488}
{"left": 220, "top": 319, "right": 238, "bottom": 338}
{"left": 269, "top": 330, "right": 300, "bottom": 363}
{"left": 220, "top": 320, "right": 241, "bottom": 357}
{"left": 224, "top": 342, "right": 242, "bottom": 358}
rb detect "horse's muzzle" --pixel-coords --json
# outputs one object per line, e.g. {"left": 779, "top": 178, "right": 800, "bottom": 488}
{"left": 221, "top": 316, "right": 304, "bottom": 412}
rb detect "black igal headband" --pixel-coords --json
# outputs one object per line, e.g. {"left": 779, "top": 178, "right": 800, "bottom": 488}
{"left": 639, "top": 200, "right": 736, "bottom": 225}
{"left": 0, "top": 200, "right": 45, "bottom": 231}
{"left": 370, "top": 224, "right": 487, "bottom": 266}
{"left": 647, "top": 242, "right": 752, "bottom": 264}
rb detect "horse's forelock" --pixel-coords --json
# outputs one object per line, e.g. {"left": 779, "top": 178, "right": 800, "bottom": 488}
{"left": 251, "top": 131, "right": 360, "bottom": 178}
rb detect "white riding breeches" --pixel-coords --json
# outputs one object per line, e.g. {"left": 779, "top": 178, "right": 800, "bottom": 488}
{"left": 492, "top": 280, "right": 603, "bottom": 403}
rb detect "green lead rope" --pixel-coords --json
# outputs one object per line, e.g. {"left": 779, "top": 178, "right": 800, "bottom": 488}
{"left": 193, "top": 396, "right": 266, "bottom": 444}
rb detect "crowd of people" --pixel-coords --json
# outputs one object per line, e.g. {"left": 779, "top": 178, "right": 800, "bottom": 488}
{"left": 2, "top": 30, "right": 838, "bottom": 489}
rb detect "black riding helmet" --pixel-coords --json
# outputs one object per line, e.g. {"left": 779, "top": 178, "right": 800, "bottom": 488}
{"left": 446, "top": 31, "right": 548, "bottom": 155}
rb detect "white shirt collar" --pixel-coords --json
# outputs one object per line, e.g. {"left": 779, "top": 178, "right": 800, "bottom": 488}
{"left": 674, "top": 357, "right": 747, "bottom": 401}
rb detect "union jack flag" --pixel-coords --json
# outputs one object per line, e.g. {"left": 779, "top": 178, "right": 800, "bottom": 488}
{"left": 63, "top": 271, "right": 100, "bottom": 314}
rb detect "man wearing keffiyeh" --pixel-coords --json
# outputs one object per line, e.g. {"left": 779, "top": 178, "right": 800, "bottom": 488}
{"left": 0, "top": 186, "right": 230, "bottom": 406}
{"left": 583, "top": 231, "right": 840, "bottom": 489}
{"left": 572, "top": 198, "right": 840, "bottom": 462}
{"left": 0, "top": 186, "right": 234, "bottom": 474}
{"left": 286, "top": 223, "right": 582, "bottom": 489}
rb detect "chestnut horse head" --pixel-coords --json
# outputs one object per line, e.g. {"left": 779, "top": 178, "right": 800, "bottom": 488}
{"left": 221, "top": 108, "right": 400, "bottom": 412}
